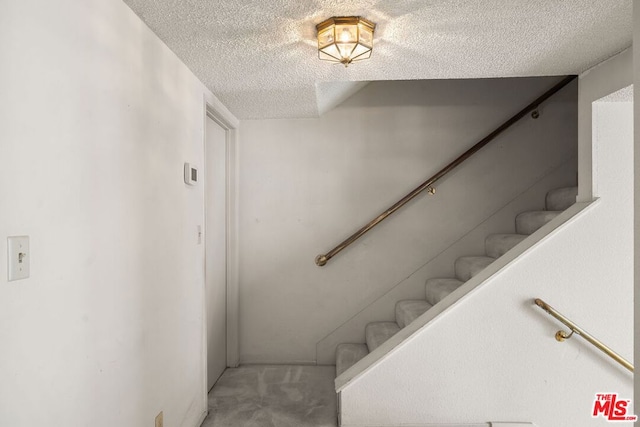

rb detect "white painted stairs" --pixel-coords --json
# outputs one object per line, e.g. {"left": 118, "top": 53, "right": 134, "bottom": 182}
{"left": 335, "top": 186, "right": 578, "bottom": 378}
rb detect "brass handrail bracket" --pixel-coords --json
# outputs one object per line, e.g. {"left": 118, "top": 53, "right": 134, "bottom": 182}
{"left": 555, "top": 329, "right": 574, "bottom": 342}
{"left": 534, "top": 298, "right": 633, "bottom": 372}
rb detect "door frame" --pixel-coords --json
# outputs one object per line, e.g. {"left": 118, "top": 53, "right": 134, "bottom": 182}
{"left": 201, "top": 95, "right": 240, "bottom": 403}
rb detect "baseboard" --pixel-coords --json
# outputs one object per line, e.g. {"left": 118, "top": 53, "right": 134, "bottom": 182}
{"left": 490, "top": 423, "right": 536, "bottom": 427}
{"left": 237, "top": 359, "right": 325, "bottom": 366}
{"left": 194, "top": 410, "right": 208, "bottom": 427}
{"left": 340, "top": 423, "right": 488, "bottom": 427}
{"left": 340, "top": 423, "right": 534, "bottom": 427}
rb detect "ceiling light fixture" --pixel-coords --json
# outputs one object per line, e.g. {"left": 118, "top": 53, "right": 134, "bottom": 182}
{"left": 316, "top": 16, "right": 375, "bottom": 67}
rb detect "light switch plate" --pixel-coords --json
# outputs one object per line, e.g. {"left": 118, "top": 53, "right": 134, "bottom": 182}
{"left": 8, "top": 236, "right": 29, "bottom": 281}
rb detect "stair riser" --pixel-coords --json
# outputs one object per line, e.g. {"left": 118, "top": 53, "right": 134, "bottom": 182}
{"left": 546, "top": 186, "right": 578, "bottom": 211}
{"left": 455, "top": 257, "right": 495, "bottom": 281}
{"left": 365, "top": 322, "right": 400, "bottom": 352}
{"left": 336, "top": 343, "right": 369, "bottom": 377}
{"left": 485, "top": 234, "right": 527, "bottom": 258}
{"left": 395, "top": 300, "right": 432, "bottom": 328}
{"left": 425, "top": 278, "right": 463, "bottom": 305}
{"left": 516, "top": 211, "right": 561, "bottom": 235}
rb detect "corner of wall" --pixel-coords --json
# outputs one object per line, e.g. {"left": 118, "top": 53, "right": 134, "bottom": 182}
{"left": 316, "top": 81, "right": 371, "bottom": 115}
{"left": 632, "top": 0, "right": 640, "bottom": 408}
{"left": 577, "top": 48, "right": 633, "bottom": 202}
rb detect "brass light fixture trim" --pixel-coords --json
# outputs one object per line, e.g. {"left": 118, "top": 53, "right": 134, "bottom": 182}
{"left": 316, "top": 16, "right": 375, "bottom": 67}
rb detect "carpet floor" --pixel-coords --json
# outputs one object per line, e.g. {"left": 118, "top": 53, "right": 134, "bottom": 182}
{"left": 201, "top": 365, "right": 338, "bottom": 427}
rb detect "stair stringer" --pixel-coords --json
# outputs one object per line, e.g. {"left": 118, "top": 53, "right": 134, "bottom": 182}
{"left": 337, "top": 200, "right": 633, "bottom": 426}
{"left": 335, "top": 202, "right": 591, "bottom": 391}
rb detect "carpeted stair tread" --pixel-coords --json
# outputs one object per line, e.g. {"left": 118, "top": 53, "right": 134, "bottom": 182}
{"left": 485, "top": 233, "right": 528, "bottom": 258}
{"left": 365, "top": 322, "right": 400, "bottom": 352}
{"left": 336, "top": 343, "right": 369, "bottom": 377}
{"left": 546, "top": 186, "right": 578, "bottom": 211}
{"left": 395, "top": 300, "right": 433, "bottom": 328}
{"left": 425, "top": 278, "right": 464, "bottom": 305}
{"left": 454, "top": 256, "right": 495, "bottom": 281}
{"left": 516, "top": 210, "right": 561, "bottom": 234}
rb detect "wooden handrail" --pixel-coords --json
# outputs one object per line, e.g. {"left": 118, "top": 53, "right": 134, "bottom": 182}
{"left": 315, "top": 75, "right": 577, "bottom": 266}
{"left": 534, "top": 298, "right": 633, "bottom": 372}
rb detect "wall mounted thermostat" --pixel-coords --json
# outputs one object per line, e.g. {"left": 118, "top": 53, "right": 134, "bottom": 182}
{"left": 184, "top": 163, "right": 198, "bottom": 186}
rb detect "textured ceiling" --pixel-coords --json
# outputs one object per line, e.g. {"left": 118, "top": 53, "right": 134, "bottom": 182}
{"left": 123, "top": 0, "right": 632, "bottom": 119}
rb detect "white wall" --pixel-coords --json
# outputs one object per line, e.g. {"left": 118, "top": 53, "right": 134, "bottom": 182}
{"left": 0, "top": 1, "right": 236, "bottom": 426}
{"left": 238, "top": 77, "right": 577, "bottom": 364}
{"left": 633, "top": 0, "right": 640, "bottom": 408}
{"left": 340, "top": 88, "right": 634, "bottom": 427}
{"left": 578, "top": 48, "right": 633, "bottom": 202}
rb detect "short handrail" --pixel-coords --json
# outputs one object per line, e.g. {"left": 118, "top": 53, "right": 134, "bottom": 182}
{"left": 315, "top": 75, "right": 577, "bottom": 267}
{"left": 534, "top": 298, "right": 633, "bottom": 373}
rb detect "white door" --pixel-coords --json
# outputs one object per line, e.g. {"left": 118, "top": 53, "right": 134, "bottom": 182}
{"left": 205, "top": 116, "right": 227, "bottom": 390}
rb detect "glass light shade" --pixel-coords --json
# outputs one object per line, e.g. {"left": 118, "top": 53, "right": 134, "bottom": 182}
{"left": 316, "top": 17, "right": 375, "bottom": 66}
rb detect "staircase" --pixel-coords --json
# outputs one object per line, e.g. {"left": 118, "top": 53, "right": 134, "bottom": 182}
{"left": 335, "top": 185, "right": 578, "bottom": 378}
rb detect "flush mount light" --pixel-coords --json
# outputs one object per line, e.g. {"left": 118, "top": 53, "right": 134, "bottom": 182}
{"left": 316, "top": 16, "right": 375, "bottom": 67}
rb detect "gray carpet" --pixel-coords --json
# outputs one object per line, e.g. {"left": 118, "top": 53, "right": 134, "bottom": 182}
{"left": 201, "top": 365, "right": 338, "bottom": 427}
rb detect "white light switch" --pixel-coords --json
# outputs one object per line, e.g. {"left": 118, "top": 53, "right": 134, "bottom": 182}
{"left": 8, "top": 236, "right": 29, "bottom": 281}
